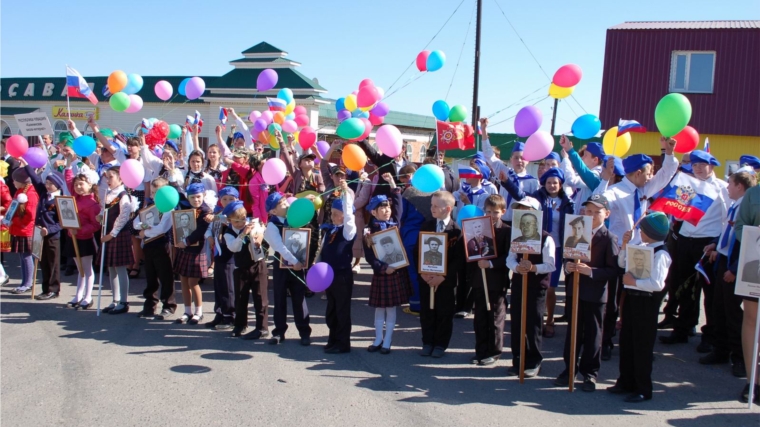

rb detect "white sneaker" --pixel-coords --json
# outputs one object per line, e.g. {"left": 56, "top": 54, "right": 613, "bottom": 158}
{"left": 0, "top": 275, "right": 10, "bottom": 286}
{"left": 352, "top": 265, "right": 361, "bottom": 273}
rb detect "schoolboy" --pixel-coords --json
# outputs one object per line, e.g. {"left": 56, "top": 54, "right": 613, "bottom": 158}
{"left": 206, "top": 186, "right": 240, "bottom": 330}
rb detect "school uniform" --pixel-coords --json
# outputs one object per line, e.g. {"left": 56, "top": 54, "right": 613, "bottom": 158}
{"left": 226, "top": 225, "right": 269, "bottom": 333}
{"left": 481, "top": 138, "right": 539, "bottom": 222}
{"left": 135, "top": 206, "right": 176, "bottom": 315}
{"left": 28, "top": 166, "right": 62, "bottom": 295}
{"left": 173, "top": 204, "right": 212, "bottom": 278}
{"left": 207, "top": 213, "right": 236, "bottom": 325}
{"left": 100, "top": 186, "right": 135, "bottom": 268}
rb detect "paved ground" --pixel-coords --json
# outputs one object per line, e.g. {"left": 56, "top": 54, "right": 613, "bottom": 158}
{"left": 1, "top": 258, "right": 757, "bottom": 427}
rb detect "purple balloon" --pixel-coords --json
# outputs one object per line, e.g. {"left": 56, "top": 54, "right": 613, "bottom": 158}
{"left": 337, "top": 109, "right": 352, "bottom": 123}
{"left": 185, "top": 77, "right": 205, "bottom": 100}
{"left": 514, "top": 105, "right": 543, "bottom": 138}
{"left": 257, "top": 69, "right": 278, "bottom": 92}
{"left": 22, "top": 146, "right": 48, "bottom": 168}
{"left": 306, "top": 262, "right": 334, "bottom": 292}
{"left": 370, "top": 102, "right": 390, "bottom": 117}
{"left": 316, "top": 140, "right": 330, "bottom": 158}
{"left": 254, "top": 118, "right": 268, "bottom": 133}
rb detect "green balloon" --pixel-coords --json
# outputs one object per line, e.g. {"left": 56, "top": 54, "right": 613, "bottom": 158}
{"left": 336, "top": 118, "right": 365, "bottom": 140}
{"left": 155, "top": 186, "right": 179, "bottom": 213}
{"left": 286, "top": 198, "right": 315, "bottom": 228}
{"left": 654, "top": 93, "right": 692, "bottom": 137}
{"left": 168, "top": 124, "right": 182, "bottom": 139}
{"left": 109, "top": 92, "right": 131, "bottom": 112}
{"left": 448, "top": 105, "right": 467, "bottom": 123}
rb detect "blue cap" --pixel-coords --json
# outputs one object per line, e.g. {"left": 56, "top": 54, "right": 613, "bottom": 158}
{"left": 689, "top": 150, "right": 720, "bottom": 166}
{"left": 585, "top": 142, "right": 605, "bottom": 159}
{"left": 186, "top": 183, "right": 205, "bottom": 196}
{"left": 331, "top": 198, "right": 355, "bottom": 214}
{"left": 740, "top": 155, "right": 760, "bottom": 169}
{"left": 679, "top": 163, "right": 693, "bottom": 174}
{"left": 233, "top": 132, "right": 245, "bottom": 141}
{"left": 622, "top": 154, "right": 653, "bottom": 174}
{"left": 608, "top": 156, "right": 625, "bottom": 176}
{"left": 539, "top": 167, "right": 565, "bottom": 185}
{"left": 472, "top": 152, "right": 491, "bottom": 180}
{"left": 164, "top": 140, "right": 179, "bottom": 153}
{"left": 222, "top": 200, "right": 245, "bottom": 217}
{"left": 45, "top": 173, "right": 66, "bottom": 190}
{"left": 544, "top": 152, "right": 561, "bottom": 163}
{"left": 265, "top": 192, "right": 284, "bottom": 213}
{"left": 367, "top": 195, "right": 389, "bottom": 212}
{"left": 218, "top": 187, "right": 239, "bottom": 199}
{"left": 512, "top": 141, "right": 525, "bottom": 153}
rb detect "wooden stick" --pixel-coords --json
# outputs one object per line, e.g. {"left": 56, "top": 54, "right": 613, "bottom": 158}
{"left": 481, "top": 268, "right": 491, "bottom": 311}
{"left": 30, "top": 259, "right": 39, "bottom": 300}
{"left": 96, "top": 209, "right": 108, "bottom": 316}
{"left": 519, "top": 253, "right": 528, "bottom": 384}
{"left": 71, "top": 236, "right": 84, "bottom": 278}
{"left": 748, "top": 299, "right": 760, "bottom": 410}
{"left": 568, "top": 261, "right": 581, "bottom": 392}
{"left": 430, "top": 285, "right": 435, "bottom": 310}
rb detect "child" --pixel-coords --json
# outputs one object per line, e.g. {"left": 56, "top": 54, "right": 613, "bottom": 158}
{"left": 319, "top": 184, "right": 356, "bottom": 354}
{"left": 453, "top": 162, "right": 498, "bottom": 219}
{"left": 205, "top": 186, "right": 240, "bottom": 330}
{"left": 608, "top": 212, "right": 671, "bottom": 402}
{"left": 417, "top": 190, "right": 464, "bottom": 358}
{"left": 264, "top": 192, "right": 311, "bottom": 345}
{"left": 173, "top": 183, "right": 213, "bottom": 324}
{"left": 468, "top": 194, "right": 510, "bottom": 365}
{"left": 247, "top": 155, "right": 268, "bottom": 224}
{"left": 26, "top": 163, "right": 64, "bottom": 300}
{"left": 184, "top": 149, "right": 218, "bottom": 207}
{"left": 0, "top": 178, "right": 12, "bottom": 285}
{"left": 100, "top": 166, "right": 138, "bottom": 314}
{"left": 506, "top": 196, "right": 556, "bottom": 378}
{"left": 9, "top": 167, "right": 39, "bottom": 294}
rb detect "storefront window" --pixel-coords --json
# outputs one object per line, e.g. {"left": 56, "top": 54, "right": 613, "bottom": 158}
{"left": 1, "top": 120, "right": 11, "bottom": 139}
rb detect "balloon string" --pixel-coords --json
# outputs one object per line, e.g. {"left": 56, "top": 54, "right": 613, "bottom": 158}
{"left": 445, "top": 1, "right": 477, "bottom": 102}
{"left": 158, "top": 99, "right": 191, "bottom": 121}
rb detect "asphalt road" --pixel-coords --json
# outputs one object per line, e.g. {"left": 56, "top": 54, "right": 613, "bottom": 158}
{"left": 1, "top": 259, "right": 757, "bottom": 426}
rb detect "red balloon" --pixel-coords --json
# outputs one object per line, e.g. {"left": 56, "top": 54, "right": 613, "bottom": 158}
{"left": 416, "top": 51, "right": 430, "bottom": 72}
{"left": 5, "top": 135, "right": 29, "bottom": 158}
{"left": 368, "top": 112, "right": 384, "bottom": 126}
{"left": 299, "top": 126, "right": 317, "bottom": 149}
{"left": 294, "top": 114, "right": 310, "bottom": 127}
{"left": 673, "top": 126, "right": 699, "bottom": 154}
{"left": 359, "top": 78, "right": 374, "bottom": 89}
{"left": 357, "top": 85, "right": 380, "bottom": 109}
{"left": 552, "top": 64, "right": 583, "bottom": 88}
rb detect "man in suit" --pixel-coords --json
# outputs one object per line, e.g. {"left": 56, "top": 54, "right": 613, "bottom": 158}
{"left": 565, "top": 216, "right": 590, "bottom": 248}
{"left": 466, "top": 219, "right": 494, "bottom": 259}
{"left": 630, "top": 250, "right": 651, "bottom": 279}
{"left": 380, "top": 236, "right": 404, "bottom": 264}
{"left": 513, "top": 212, "right": 541, "bottom": 242}
{"left": 423, "top": 237, "right": 443, "bottom": 266}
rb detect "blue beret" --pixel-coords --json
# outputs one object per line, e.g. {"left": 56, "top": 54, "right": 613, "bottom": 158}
{"left": 679, "top": 163, "right": 693, "bottom": 174}
{"left": 607, "top": 156, "right": 625, "bottom": 176}
{"left": 544, "top": 152, "right": 561, "bottom": 163}
{"left": 539, "top": 167, "right": 565, "bottom": 185}
{"left": 164, "top": 140, "right": 179, "bottom": 153}
{"left": 689, "top": 150, "right": 720, "bottom": 166}
{"left": 622, "top": 154, "right": 653, "bottom": 174}
{"left": 367, "top": 195, "right": 389, "bottom": 212}
{"left": 740, "top": 155, "right": 760, "bottom": 169}
{"left": 233, "top": 132, "right": 245, "bottom": 141}
{"left": 186, "top": 183, "right": 205, "bottom": 196}
{"left": 265, "top": 192, "right": 284, "bottom": 213}
{"left": 472, "top": 153, "right": 491, "bottom": 180}
{"left": 512, "top": 142, "right": 525, "bottom": 153}
{"left": 218, "top": 187, "right": 239, "bottom": 199}
{"left": 585, "top": 142, "right": 606, "bottom": 159}
{"left": 45, "top": 173, "right": 66, "bottom": 190}
{"left": 222, "top": 200, "right": 245, "bottom": 217}
{"left": 331, "top": 198, "right": 355, "bottom": 214}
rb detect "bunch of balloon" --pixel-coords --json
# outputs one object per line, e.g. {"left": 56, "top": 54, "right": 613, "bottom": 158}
{"left": 335, "top": 78, "right": 390, "bottom": 145}
{"left": 547, "top": 64, "right": 583, "bottom": 137}
{"left": 107, "top": 71, "right": 145, "bottom": 113}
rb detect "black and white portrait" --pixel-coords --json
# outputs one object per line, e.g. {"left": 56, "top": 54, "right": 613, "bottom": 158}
{"left": 370, "top": 227, "right": 409, "bottom": 269}
{"left": 172, "top": 209, "right": 197, "bottom": 245}
{"left": 419, "top": 232, "right": 447, "bottom": 275}
{"left": 737, "top": 226, "right": 760, "bottom": 298}
{"left": 139, "top": 205, "right": 161, "bottom": 227}
{"left": 563, "top": 214, "right": 592, "bottom": 261}
{"left": 510, "top": 210, "right": 543, "bottom": 254}
{"left": 32, "top": 226, "right": 43, "bottom": 260}
{"left": 55, "top": 196, "right": 80, "bottom": 229}
{"left": 462, "top": 216, "right": 497, "bottom": 261}
{"left": 2, "top": 200, "right": 19, "bottom": 227}
{"left": 281, "top": 228, "right": 311, "bottom": 268}
{"left": 626, "top": 245, "right": 653, "bottom": 280}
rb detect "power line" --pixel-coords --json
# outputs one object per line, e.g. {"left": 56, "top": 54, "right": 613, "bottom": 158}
{"left": 445, "top": 1, "right": 477, "bottom": 101}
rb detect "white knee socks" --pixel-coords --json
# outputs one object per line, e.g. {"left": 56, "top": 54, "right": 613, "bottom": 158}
{"left": 74, "top": 256, "right": 95, "bottom": 303}
{"left": 373, "top": 306, "right": 398, "bottom": 348}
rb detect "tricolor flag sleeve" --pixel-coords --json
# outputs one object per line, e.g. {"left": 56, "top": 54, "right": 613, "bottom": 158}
{"left": 219, "top": 107, "right": 228, "bottom": 127}
{"left": 458, "top": 166, "right": 482, "bottom": 179}
{"left": 66, "top": 66, "right": 98, "bottom": 105}
{"left": 649, "top": 172, "right": 719, "bottom": 226}
{"left": 617, "top": 119, "right": 646, "bottom": 136}
{"left": 267, "top": 97, "right": 287, "bottom": 112}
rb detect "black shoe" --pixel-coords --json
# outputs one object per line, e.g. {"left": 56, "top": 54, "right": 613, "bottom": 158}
{"left": 78, "top": 300, "right": 93, "bottom": 310}
{"left": 188, "top": 314, "right": 204, "bottom": 325}
{"left": 657, "top": 317, "right": 676, "bottom": 329}
{"left": 231, "top": 327, "right": 247, "bottom": 337}
{"left": 431, "top": 347, "right": 446, "bottom": 358}
{"left": 739, "top": 384, "right": 760, "bottom": 404}
{"left": 136, "top": 309, "right": 155, "bottom": 319}
{"left": 64, "top": 266, "right": 76, "bottom": 276}
{"left": 555, "top": 314, "right": 569, "bottom": 323}
{"left": 507, "top": 365, "right": 520, "bottom": 377}
{"left": 478, "top": 356, "right": 497, "bottom": 366}
{"left": 325, "top": 346, "right": 350, "bottom": 354}
{"left": 581, "top": 377, "right": 596, "bottom": 392}
{"left": 300, "top": 337, "right": 311, "bottom": 346}
{"left": 607, "top": 384, "right": 631, "bottom": 395}
{"left": 554, "top": 372, "right": 570, "bottom": 387}
{"left": 698, "top": 351, "right": 729, "bottom": 365}
{"left": 215, "top": 322, "right": 234, "bottom": 331}
{"left": 35, "top": 292, "right": 59, "bottom": 300}
{"left": 419, "top": 345, "right": 433, "bottom": 357}
{"left": 68, "top": 300, "right": 80, "bottom": 308}
{"left": 601, "top": 344, "right": 613, "bottom": 361}
{"left": 368, "top": 343, "right": 383, "bottom": 353}
{"left": 524, "top": 364, "right": 541, "bottom": 378}
{"left": 659, "top": 332, "right": 688, "bottom": 344}
{"left": 205, "top": 316, "right": 223, "bottom": 329}
{"left": 109, "top": 304, "right": 129, "bottom": 315}
{"left": 242, "top": 329, "right": 268, "bottom": 340}
{"left": 696, "top": 340, "right": 713, "bottom": 353}
{"left": 102, "top": 304, "right": 116, "bottom": 314}
{"left": 470, "top": 355, "right": 480, "bottom": 364}
{"left": 380, "top": 346, "right": 391, "bottom": 355}
{"left": 624, "top": 393, "right": 651, "bottom": 403}
{"left": 10, "top": 287, "right": 30, "bottom": 294}
{"left": 268, "top": 335, "right": 283, "bottom": 345}
{"left": 732, "top": 359, "right": 747, "bottom": 378}
{"left": 304, "top": 290, "right": 315, "bottom": 298}
{"left": 175, "top": 314, "right": 191, "bottom": 324}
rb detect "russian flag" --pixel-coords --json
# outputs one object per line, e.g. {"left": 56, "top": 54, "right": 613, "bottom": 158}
{"left": 458, "top": 166, "right": 482, "bottom": 179}
{"left": 66, "top": 66, "right": 98, "bottom": 105}
{"left": 617, "top": 119, "right": 646, "bottom": 136}
{"left": 695, "top": 256, "right": 711, "bottom": 285}
{"left": 650, "top": 172, "right": 719, "bottom": 226}
{"left": 267, "top": 97, "right": 287, "bottom": 112}
{"left": 704, "top": 137, "right": 710, "bottom": 154}
{"left": 219, "top": 107, "right": 228, "bottom": 127}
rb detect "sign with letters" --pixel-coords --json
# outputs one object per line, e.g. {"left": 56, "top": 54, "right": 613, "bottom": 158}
{"left": 51, "top": 106, "right": 99, "bottom": 121}
{"left": 15, "top": 112, "right": 53, "bottom": 136}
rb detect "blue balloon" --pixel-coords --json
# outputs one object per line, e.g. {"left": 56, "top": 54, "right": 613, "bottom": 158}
{"left": 335, "top": 97, "right": 346, "bottom": 112}
{"left": 178, "top": 78, "right": 190, "bottom": 96}
{"left": 72, "top": 136, "right": 96, "bottom": 157}
{"left": 426, "top": 50, "right": 446, "bottom": 72}
{"left": 278, "top": 88, "right": 293, "bottom": 104}
{"left": 123, "top": 73, "right": 144, "bottom": 95}
{"left": 411, "top": 164, "right": 444, "bottom": 193}
{"left": 456, "top": 204, "right": 485, "bottom": 226}
{"left": 352, "top": 109, "right": 369, "bottom": 119}
{"left": 285, "top": 112, "right": 295, "bottom": 121}
{"left": 432, "top": 100, "right": 450, "bottom": 121}
{"left": 571, "top": 114, "right": 602, "bottom": 140}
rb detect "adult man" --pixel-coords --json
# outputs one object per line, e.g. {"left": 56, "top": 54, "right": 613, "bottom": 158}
{"left": 144, "top": 210, "right": 159, "bottom": 226}
{"left": 423, "top": 237, "right": 443, "bottom": 266}
{"left": 513, "top": 213, "right": 541, "bottom": 242}
{"left": 630, "top": 250, "right": 650, "bottom": 279}
{"left": 380, "top": 236, "right": 404, "bottom": 264}
{"left": 177, "top": 213, "right": 193, "bottom": 242}
{"left": 565, "top": 216, "right": 589, "bottom": 248}
{"left": 466, "top": 220, "right": 493, "bottom": 259}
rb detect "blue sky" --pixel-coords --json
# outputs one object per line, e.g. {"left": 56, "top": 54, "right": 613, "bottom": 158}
{"left": 1, "top": 0, "right": 755, "bottom": 133}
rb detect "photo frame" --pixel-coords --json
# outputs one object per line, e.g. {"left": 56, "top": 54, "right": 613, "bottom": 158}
{"left": 1, "top": 199, "right": 19, "bottom": 227}
{"left": 563, "top": 214, "right": 593, "bottom": 261}
{"left": 32, "top": 226, "right": 44, "bottom": 260}
{"left": 138, "top": 205, "right": 162, "bottom": 243}
{"left": 418, "top": 232, "right": 448, "bottom": 275}
{"left": 281, "top": 228, "right": 311, "bottom": 268}
{"left": 55, "top": 196, "right": 80, "bottom": 229}
{"left": 249, "top": 219, "right": 267, "bottom": 262}
{"left": 510, "top": 210, "right": 543, "bottom": 254}
{"left": 369, "top": 227, "right": 409, "bottom": 269}
{"left": 736, "top": 226, "right": 760, "bottom": 298}
{"left": 172, "top": 209, "right": 198, "bottom": 246}
{"left": 462, "top": 216, "right": 497, "bottom": 261}
{"left": 625, "top": 244, "right": 654, "bottom": 288}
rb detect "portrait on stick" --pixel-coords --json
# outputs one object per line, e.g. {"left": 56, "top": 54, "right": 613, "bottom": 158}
{"left": 418, "top": 232, "right": 448, "bottom": 275}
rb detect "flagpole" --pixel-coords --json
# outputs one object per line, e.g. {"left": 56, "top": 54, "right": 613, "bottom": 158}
{"left": 65, "top": 65, "right": 72, "bottom": 122}
{"left": 612, "top": 118, "right": 621, "bottom": 158}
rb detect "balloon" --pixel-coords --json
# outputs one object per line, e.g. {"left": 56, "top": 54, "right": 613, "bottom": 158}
{"left": 299, "top": 127, "right": 317, "bottom": 149}
{"left": 549, "top": 83, "right": 574, "bottom": 99}
{"left": 375, "top": 125, "right": 403, "bottom": 157}
{"left": 371, "top": 102, "right": 389, "bottom": 117}
{"left": 185, "top": 77, "right": 205, "bottom": 100}
{"left": 344, "top": 94, "right": 358, "bottom": 112}
{"left": 552, "top": 64, "right": 583, "bottom": 88}
{"left": 448, "top": 105, "right": 467, "bottom": 123}
{"left": 294, "top": 114, "right": 310, "bottom": 127}
{"left": 514, "top": 106, "right": 543, "bottom": 138}
{"left": 257, "top": 69, "right": 278, "bottom": 92}
{"left": 376, "top": 87, "right": 385, "bottom": 100}
{"left": 257, "top": 131, "right": 269, "bottom": 145}
{"left": 654, "top": 93, "right": 692, "bottom": 138}
{"left": 109, "top": 92, "right": 131, "bottom": 112}
{"left": 352, "top": 110, "right": 370, "bottom": 119}
{"left": 119, "top": 159, "right": 145, "bottom": 188}
{"left": 278, "top": 88, "right": 293, "bottom": 104}
{"left": 523, "top": 131, "right": 554, "bottom": 161}
{"left": 168, "top": 124, "right": 182, "bottom": 139}
{"left": 5, "top": 135, "right": 28, "bottom": 158}
{"left": 261, "top": 158, "right": 287, "bottom": 185}
{"left": 456, "top": 205, "right": 485, "bottom": 226}
{"left": 155, "top": 186, "right": 180, "bottom": 213}
{"left": 673, "top": 126, "right": 699, "bottom": 154}
{"left": 570, "top": 114, "right": 602, "bottom": 140}
{"left": 336, "top": 110, "right": 351, "bottom": 123}
{"left": 357, "top": 85, "right": 380, "bottom": 109}
{"left": 359, "top": 78, "right": 374, "bottom": 89}
{"left": 411, "top": 164, "right": 444, "bottom": 192}
{"left": 368, "top": 112, "right": 384, "bottom": 126}
{"left": 316, "top": 140, "right": 330, "bottom": 157}
{"left": 296, "top": 191, "right": 324, "bottom": 209}
{"left": 284, "top": 101, "right": 295, "bottom": 116}
{"left": 416, "top": 50, "right": 430, "bottom": 72}
{"left": 22, "top": 147, "right": 47, "bottom": 168}
{"left": 273, "top": 112, "right": 285, "bottom": 125}
{"left": 286, "top": 196, "right": 297, "bottom": 205}
{"left": 252, "top": 118, "right": 267, "bottom": 134}
{"left": 267, "top": 123, "right": 282, "bottom": 134}
{"left": 356, "top": 118, "right": 372, "bottom": 141}
{"left": 178, "top": 78, "right": 190, "bottom": 96}
{"left": 306, "top": 262, "right": 334, "bottom": 292}
{"left": 602, "top": 127, "right": 632, "bottom": 158}
{"left": 282, "top": 120, "right": 298, "bottom": 133}
{"left": 336, "top": 118, "right": 365, "bottom": 140}
{"left": 286, "top": 198, "right": 315, "bottom": 228}
{"left": 342, "top": 144, "right": 367, "bottom": 171}
{"left": 261, "top": 110, "right": 274, "bottom": 124}
{"left": 268, "top": 134, "right": 280, "bottom": 150}
{"left": 426, "top": 50, "right": 446, "bottom": 72}
{"left": 107, "top": 70, "right": 128, "bottom": 94}
{"left": 71, "top": 135, "right": 96, "bottom": 157}
{"left": 249, "top": 110, "right": 262, "bottom": 122}
{"left": 123, "top": 73, "right": 143, "bottom": 95}
{"left": 335, "top": 97, "right": 346, "bottom": 112}
{"left": 125, "top": 94, "right": 143, "bottom": 113}
{"left": 154, "top": 80, "right": 173, "bottom": 101}
{"left": 294, "top": 106, "right": 307, "bottom": 116}
{"left": 432, "top": 100, "right": 450, "bottom": 121}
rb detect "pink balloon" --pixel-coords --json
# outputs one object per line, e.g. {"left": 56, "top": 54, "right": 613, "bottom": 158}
{"left": 119, "top": 159, "right": 145, "bottom": 188}
{"left": 523, "top": 131, "right": 555, "bottom": 161}
{"left": 370, "top": 102, "right": 389, "bottom": 117}
{"left": 185, "top": 77, "right": 205, "bottom": 100}
{"left": 299, "top": 127, "right": 317, "bottom": 150}
{"left": 416, "top": 51, "right": 430, "bottom": 71}
{"left": 553, "top": 64, "right": 583, "bottom": 88}
{"left": 154, "top": 80, "right": 173, "bottom": 101}
{"left": 368, "top": 113, "right": 384, "bottom": 126}
{"left": 514, "top": 106, "right": 543, "bottom": 138}
{"left": 261, "top": 110, "right": 274, "bottom": 124}
{"left": 293, "top": 106, "right": 307, "bottom": 116}
{"left": 357, "top": 85, "right": 380, "bottom": 109}
{"left": 261, "top": 158, "right": 287, "bottom": 185}
{"left": 359, "top": 78, "right": 374, "bottom": 89}
{"left": 354, "top": 118, "right": 372, "bottom": 141}
{"left": 374, "top": 125, "right": 402, "bottom": 157}
{"left": 282, "top": 120, "right": 298, "bottom": 133}
{"left": 249, "top": 110, "right": 262, "bottom": 122}
{"left": 294, "top": 114, "right": 309, "bottom": 127}
{"left": 286, "top": 196, "right": 298, "bottom": 205}
{"left": 125, "top": 94, "right": 143, "bottom": 113}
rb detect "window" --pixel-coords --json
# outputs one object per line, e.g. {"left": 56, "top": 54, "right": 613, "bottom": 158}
{"left": 53, "top": 120, "right": 68, "bottom": 142}
{"left": 419, "top": 145, "right": 427, "bottom": 161}
{"left": 670, "top": 51, "right": 715, "bottom": 93}
{"left": 405, "top": 143, "right": 413, "bottom": 159}
{"left": 1, "top": 120, "right": 11, "bottom": 139}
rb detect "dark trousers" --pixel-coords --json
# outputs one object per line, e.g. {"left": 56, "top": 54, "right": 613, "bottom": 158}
{"left": 419, "top": 283, "right": 456, "bottom": 349}
{"left": 40, "top": 236, "right": 60, "bottom": 294}
{"left": 234, "top": 260, "right": 269, "bottom": 330}
{"left": 142, "top": 244, "right": 176, "bottom": 313}
{"left": 563, "top": 300, "right": 606, "bottom": 379}
{"left": 455, "top": 277, "right": 474, "bottom": 314}
{"left": 272, "top": 266, "right": 311, "bottom": 339}
{"left": 616, "top": 292, "right": 659, "bottom": 399}
{"left": 325, "top": 270, "right": 354, "bottom": 351}
{"left": 660, "top": 231, "right": 680, "bottom": 318}
{"left": 509, "top": 282, "right": 546, "bottom": 369}
{"left": 673, "top": 235, "right": 715, "bottom": 336}
{"left": 602, "top": 275, "right": 621, "bottom": 346}
{"left": 213, "top": 259, "right": 235, "bottom": 319}
{"left": 711, "top": 255, "right": 744, "bottom": 357}
{"left": 473, "top": 282, "right": 506, "bottom": 360}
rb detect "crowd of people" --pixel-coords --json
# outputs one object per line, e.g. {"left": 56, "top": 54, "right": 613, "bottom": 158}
{"left": 1, "top": 110, "right": 759, "bottom": 405}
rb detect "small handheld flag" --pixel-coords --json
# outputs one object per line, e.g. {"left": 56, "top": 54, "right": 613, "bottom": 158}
{"left": 66, "top": 66, "right": 98, "bottom": 105}
{"left": 267, "top": 97, "right": 287, "bottom": 112}
{"left": 695, "top": 255, "right": 711, "bottom": 285}
{"left": 458, "top": 166, "right": 482, "bottom": 179}
{"left": 704, "top": 137, "right": 710, "bottom": 154}
{"left": 617, "top": 119, "right": 646, "bottom": 136}
{"left": 219, "top": 107, "right": 228, "bottom": 128}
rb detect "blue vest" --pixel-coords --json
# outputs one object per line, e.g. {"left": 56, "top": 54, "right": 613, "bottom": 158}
{"left": 320, "top": 227, "right": 355, "bottom": 272}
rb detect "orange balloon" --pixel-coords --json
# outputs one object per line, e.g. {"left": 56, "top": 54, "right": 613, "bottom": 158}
{"left": 341, "top": 144, "right": 367, "bottom": 171}
{"left": 273, "top": 112, "right": 286, "bottom": 125}
{"left": 108, "top": 70, "right": 128, "bottom": 94}
{"left": 257, "top": 131, "right": 268, "bottom": 144}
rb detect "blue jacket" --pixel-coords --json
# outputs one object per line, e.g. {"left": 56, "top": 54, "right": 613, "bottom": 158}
{"left": 28, "top": 166, "right": 62, "bottom": 238}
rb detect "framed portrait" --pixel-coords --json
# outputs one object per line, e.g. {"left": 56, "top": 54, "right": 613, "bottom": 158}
{"left": 369, "top": 227, "right": 409, "bottom": 269}
{"left": 510, "top": 210, "right": 543, "bottom": 254}
{"left": 32, "top": 226, "right": 44, "bottom": 260}
{"left": 172, "top": 209, "right": 198, "bottom": 246}
{"left": 138, "top": 205, "right": 162, "bottom": 243}
{"left": 625, "top": 244, "right": 654, "bottom": 288}
{"left": 1, "top": 200, "right": 20, "bottom": 227}
{"left": 418, "top": 232, "right": 447, "bottom": 275}
{"left": 249, "top": 219, "right": 267, "bottom": 262}
{"left": 55, "top": 196, "right": 80, "bottom": 229}
{"left": 736, "top": 226, "right": 760, "bottom": 298}
{"left": 281, "top": 228, "right": 311, "bottom": 269}
{"left": 563, "top": 214, "right": 592, "bottom": 261}
{"left": 462, "top": 216, "right": 497, "bottom": 261}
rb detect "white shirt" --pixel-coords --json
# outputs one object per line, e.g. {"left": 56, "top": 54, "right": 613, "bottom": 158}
{"left": 507, "top": 235, "right": 557, "bottom": 275}
{"left": 561, "top": 156, "right": 602, "bottom": 215}
{"left": 264, "top": 217, "right": 300, "bottom": 265}
{"left": 104, "top": 185, "right": 138, "bottom": 237}
{"left": 717, "top": 195, "right": 743, "bottom": 257}
{"left": 140, "top": 145, "right": 183, "bottom": 186}
{"left": 317, "top": 192, "right": 358, "bottom": 263}
{"left": 183, "top": 169, "right": 219, "bottom": 207}
{"left": 618, "top": 241, "right": 671, "bottom": 293}
{"left": 436, "top": 216, "right": 451, "bottom": 232}
{"left": 134, "top": 210, "right": 172, "bottom": 242}
{"left": 678, "top": 174, "right": 729, "bottom": 239}
{"left": 224, "top": 224, "right": 247, "bottom": 253}
{"left": 482, "top": 138, "right": 539, "bottom": 221}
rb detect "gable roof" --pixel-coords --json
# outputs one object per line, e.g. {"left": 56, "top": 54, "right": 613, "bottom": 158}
{"left": 242, "top": 42, "right": 286, "bottom": 55}
{"left": 610, "top": 21, "right": 760, "bottom": 30}
{"left": 207, "top": 68, "right": 326, "bottom": 91}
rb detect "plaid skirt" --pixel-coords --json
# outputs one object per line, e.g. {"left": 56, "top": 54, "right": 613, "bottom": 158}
{"left": 368, "top": 267, "right": 412, "bottom": 308}
{"left": 65, "top": 237, "right": 97, "bottom": 258}
{"left": 173, "top": 249, "right": 208, "bottom": 279}
{"left": 99, "top": 230, "right": 135, "bottom": 267}
{"left": 10, "top": 235, "right": 32, "bottom": 253}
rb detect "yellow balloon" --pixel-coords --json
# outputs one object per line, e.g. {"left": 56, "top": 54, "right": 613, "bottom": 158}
{"left": 292, "top": 130, "right": 300, "bottom": 142}
{"left": 602, "top": 126, "right": 631, "bottom": 158}
{"left": 344, "top": 94, "right": 358, "bottom": 111}
{"left": 268, "top": 134, "right": 280, "bottom": 150}
{"left": 359, "top": 103, "right": 375, "bottom": 112}
{"left": 284, "top": 101, "right": 295, "bottom": 116}
{"left": 549, "top": 83, "right": 574, "bottom": 99}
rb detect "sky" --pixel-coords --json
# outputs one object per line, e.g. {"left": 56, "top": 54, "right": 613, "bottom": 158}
{"left": 1, "top": 0, "right": 756, "bottom": 134}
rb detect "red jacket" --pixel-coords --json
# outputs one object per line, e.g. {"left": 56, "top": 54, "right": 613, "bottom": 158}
{"left": 65, "top": 169, "right": 102, "bottom": 240}
{"left": 0, "top": 181, "right": 11, "bottom": 213}
{"left": 249, "top": 171, "right": 268, "bottom": 223}
{"left": 10, "top": 185, "right": 38, "bottom": 237}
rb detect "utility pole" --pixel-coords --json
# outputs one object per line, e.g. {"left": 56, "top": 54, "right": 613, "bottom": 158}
{"left": 472, "top": 0, "right": 483, "bottom": 150}
{"left": 549, "top": 98, "right": 559, "bottom": 135}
